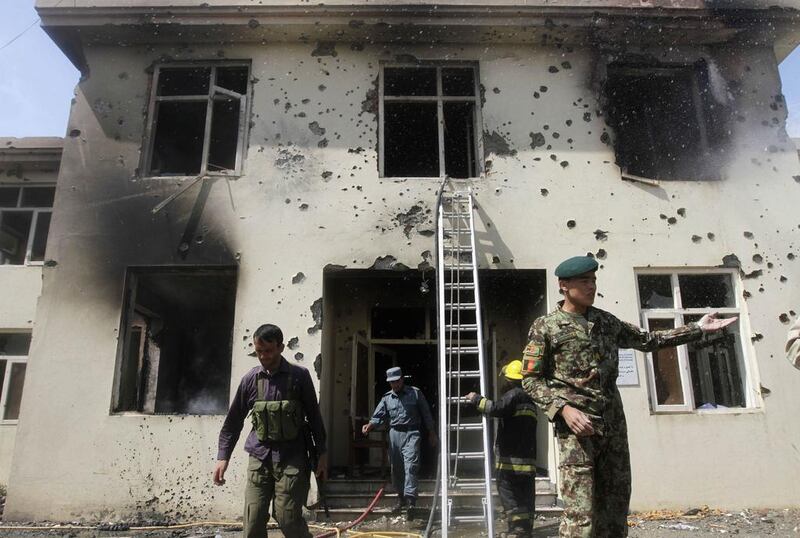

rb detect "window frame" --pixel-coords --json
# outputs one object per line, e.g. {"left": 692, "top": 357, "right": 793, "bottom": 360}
{"left": 378, "top": 61, "right": 484, "bottom": 179}
{"left": 111, "top": 265, "right": 237, "bottom": 416}
{"left": 635, "top": 268, "right": 757, "bottom": 414}
{"left": 141, "top": 61, "right": 252, "bottom": 179}
{"left": 0, "top": 330, "right": 31, "bottom": 424}
{"left": 0, "top": 184, "right": 55, "bottom": 266}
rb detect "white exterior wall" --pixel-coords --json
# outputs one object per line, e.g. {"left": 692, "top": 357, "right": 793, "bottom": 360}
{"left": 4, "top": 37, "right": 800, "bottom": 521}
{"left": 0, "top": 158, "right": 57, "bottom": 486}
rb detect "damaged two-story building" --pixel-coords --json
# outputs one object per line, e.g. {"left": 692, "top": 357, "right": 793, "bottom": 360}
{"left": 2, "top": 0, "right": 800, "bottom": 524}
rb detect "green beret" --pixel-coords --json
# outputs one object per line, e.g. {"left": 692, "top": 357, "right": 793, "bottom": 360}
{"left": 555, "top": 256, "right": 598, "bottom": 279}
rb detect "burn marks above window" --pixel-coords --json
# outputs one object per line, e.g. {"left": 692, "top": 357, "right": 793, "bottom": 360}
{"left": 145, "top": 64, "right": 250, "bottom": 177}
{"left": 380, "top": 65, "right": 480, "bottom": 178}
{"left": 604, "top": 61, "right": 729, "bottom": 181}
{"left": 114, "top": 267, "right": 237, "bottom": 415}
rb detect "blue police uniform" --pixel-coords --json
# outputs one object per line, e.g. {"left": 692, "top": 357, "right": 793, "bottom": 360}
{"left": 368, "top": 368, "right": 435, "bottom": 506}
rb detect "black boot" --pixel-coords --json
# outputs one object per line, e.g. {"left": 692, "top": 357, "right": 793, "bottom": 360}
{"left": 391, "top": 495, "right": 405, "bottom": 515}
{"left": 404, "top": 497, "right": 416, "bottom": 521}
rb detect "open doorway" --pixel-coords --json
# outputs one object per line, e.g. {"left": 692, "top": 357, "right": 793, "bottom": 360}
{"left": 322, "top": 268, "right": 548, "bottom": 478}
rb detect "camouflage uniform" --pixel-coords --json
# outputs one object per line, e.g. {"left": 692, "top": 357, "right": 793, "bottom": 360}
{"left": 521, "top": 302, "right": 703, "bottom": 538}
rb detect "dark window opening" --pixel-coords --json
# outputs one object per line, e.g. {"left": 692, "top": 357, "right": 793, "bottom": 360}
{"left": 150, "top": 101, "right": 207, "bottom": 176}
{"left": 115, "top": 268, "right": 237, "bottom": 415}
{"left": 208, "top": 97, "right": 241, "bottom": 172}
{"left": 0, "top": 185, "right": 55, "bottom": 265}
{"left": 147, "top": 65, "right": 249, "bottom": 177}
{"left": 0, "top": 211, "right": 33, "bottom": 265}
{"left": 686, "top": 315, "right": 745, "bottom": 409}
{"left": 384, "top": 67, "right": 437, "bottom": 96}
{"left": 157, "top": 67, "right": 211, "bottom": 96}
{"left": 0, "top": 332, "right": 31, "bottom": 422}
{"left": 442, "top": 68, "right": 475, "bottom": 96}
{"left": 605, "top": 61, "right": 728, "bottom": 181}
{"left": 384, "top": 102, "right": 439, "bottom": 177}
{"left": 444, "top": 102, "right": 477, "bottom": 178}
{"left": 0, "top": 188, "right": 20, "bottom": 207}
{"left": 381, "top": 65, "right": 480, "bottom": 178}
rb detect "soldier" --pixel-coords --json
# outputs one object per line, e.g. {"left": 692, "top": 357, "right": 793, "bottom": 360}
{"left": 465, "top": 359, "right": 538, "bottom": 538}
{"left": 362, "top": 367, "right": 438, "bottom": 520}
{"left": 213, "top": 324, "right": 327, "bottom": 538}
{"left": 521, "top": 256, "right": 736, "bottom": 538}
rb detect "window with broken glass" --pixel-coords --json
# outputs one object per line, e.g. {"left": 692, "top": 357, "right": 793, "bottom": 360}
{"left": 379, "top": 64, "right": 482, "bottom": 178}
{"left": 636, "top": 270, "right": 752, "bottom": 413}
{"left": 113, "top": 267, "right": 237, "bottom": 415}
{"left": 142, "top": 63, "right": 250, "bottom": 177}
{"left": 605, "top": 61, "right": 729, "bottom": 181}
{"left": 0, "top": 332, "right": 31, "bottom": 422}
{"left": 0, "top": 185, "right": 55, "bottom": 265}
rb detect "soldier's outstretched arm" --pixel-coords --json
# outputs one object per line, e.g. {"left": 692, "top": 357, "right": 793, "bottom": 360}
{"left": 615, "top": 312, "right": 737, "bottom": 352}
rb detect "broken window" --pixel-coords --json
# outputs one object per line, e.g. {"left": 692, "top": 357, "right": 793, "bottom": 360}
{"left": 114, "top": 267, "right": 237, "bottom": 415}
{"left": 636, "top": 271, "right": 750, "bottom": 412}
{"left": 144, "top": 64, "right": 250, "bottom": 177}
{"left": 0, "top": 332, "right": 31, "bottom": 421}
{"left": 605, "top": 61, "right": 728, "bottom": 181}
{"left": 0, "top": 185, "right": 55, "bottom": 265}
{"left": 381, "top": 65, "right": 480, "bottom": 178}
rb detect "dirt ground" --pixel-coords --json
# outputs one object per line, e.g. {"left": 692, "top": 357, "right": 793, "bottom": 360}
{"left": 1, "top": 508, "right": 800, "bottom": 538}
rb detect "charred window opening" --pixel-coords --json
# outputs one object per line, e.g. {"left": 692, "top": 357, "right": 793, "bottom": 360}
{"left": 381, "top": 65, "right": 480, "bottom": 178}
{"left": 605, "top": 61, "right": 728, "bottom": 181}
{"left": 146, "top": 64, "right": 250, "bottom": 177}
{"left": 0, "top": 185, "right": 55, "bottom": 265}
{"left": 0, "top": 332, "right": 31, "bottom": 422}
{"left": 114, "top": 267, "right": 237, "bottom": 415}
{"left": 637, "top": 271, "right": 749, "bottom": 412}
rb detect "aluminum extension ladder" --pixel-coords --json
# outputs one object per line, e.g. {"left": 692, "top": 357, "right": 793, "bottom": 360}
{"left": 436, "top": 180, "right": 495, "bottom": 537}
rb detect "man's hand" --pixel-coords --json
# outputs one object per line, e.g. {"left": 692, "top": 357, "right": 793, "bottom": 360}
{"left": 429, "top": 431, "right": 439, "bottom": 448}
{"left": 315, "top": 453, "right": 328, "bottom": 481}
{"left": 560, "top": 405, "right": 595, "bottom": 437}
{"left": 213, "top": 460, "right": 229, "bottom": 485}
{"left": 698, "top": 313, "right": 738, "bottom": 333}
{"left": 464, "top": 392, "right": 479, "bottom": 403}
{"left": 361, "top": 423, "right": 373, "bottom": 436}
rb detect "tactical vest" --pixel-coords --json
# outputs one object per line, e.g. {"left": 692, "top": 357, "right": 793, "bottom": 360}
{"left": 250, "top": 370, "right": 303, "bottom": 442}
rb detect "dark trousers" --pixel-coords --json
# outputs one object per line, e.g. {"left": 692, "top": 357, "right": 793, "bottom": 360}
{"left": 497, "top": 469, "right": 536, "bottom": 535}
{"left": 244, "top": 455, "right": 311, "bottom": 538}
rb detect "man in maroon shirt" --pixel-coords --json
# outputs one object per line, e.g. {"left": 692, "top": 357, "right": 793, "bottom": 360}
{"left": 213, "top": 324, "right": 327, "bottom": 538}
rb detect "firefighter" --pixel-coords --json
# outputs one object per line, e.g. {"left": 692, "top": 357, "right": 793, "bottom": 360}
{"left": 466, "top": 359, "right": 538, "bottom": 538}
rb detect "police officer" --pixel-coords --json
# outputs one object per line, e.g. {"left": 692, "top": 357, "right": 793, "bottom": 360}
{"left": 362, "top": 367, "right": 437, "bottom": 519}
{"left": 521, "top": 256, "right": 736, "bottom": 538}
{"left": 465, "top": 359, "right": 538, "bottom": 538}
{"left": 213, "top": 324, "right": 327, "bottom": 538}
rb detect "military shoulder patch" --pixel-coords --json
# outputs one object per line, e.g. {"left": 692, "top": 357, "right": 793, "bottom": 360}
{"left": 522, "top": 342, "right": 545, "bottom": 375}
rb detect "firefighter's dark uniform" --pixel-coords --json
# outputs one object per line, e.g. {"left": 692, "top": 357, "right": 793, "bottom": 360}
{"left": 468, "top": 360, "right": 538, "bottom": 538}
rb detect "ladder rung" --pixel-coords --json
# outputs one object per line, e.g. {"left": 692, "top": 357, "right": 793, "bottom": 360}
{"left": 451, "top": 514, "right": 487, "bottom": 522}
{"left": 442, "top": 229, "right": 472, "bottom": 234}
{"left": 444, "top": 283, "right": 475, "bottom": 290}
{"left": 446, "top": 370, "right": 480, "bottom": 378}
{"left": 451, "top": 451, "right": 485, "bottom": 459}
{"left": 441, "top": 212, "right": 470, "bottom": 218}
{"left": 443, "top": 245, "right": 473, "bottom": 252}
{"left": 446, "top": 396, "right": 471, "bottom": 403}
{"left": 445, "top": 324, "right": 478, "bottom": 331}
{"left": 446, "top": 346, "right": 480, "bottom": 354}
{"left": 444, "top": 303, "right": 476, "bottom": 309}
{"left": 443, "top": 264, "right": 474, "bottom": 270}
{"left": 449, "top": 423, "right": 483, "bottom": 431}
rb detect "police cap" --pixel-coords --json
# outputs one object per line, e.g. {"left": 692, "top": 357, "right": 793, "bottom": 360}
{"left": 555, "top": 256, "right": 598, "bottom": 279}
